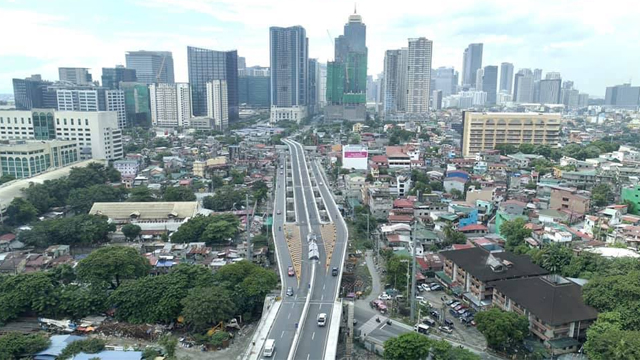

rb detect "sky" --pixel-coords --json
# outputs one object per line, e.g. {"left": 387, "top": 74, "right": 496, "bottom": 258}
{"left": 1, "top": 0, "right": 639, "bottom": 97}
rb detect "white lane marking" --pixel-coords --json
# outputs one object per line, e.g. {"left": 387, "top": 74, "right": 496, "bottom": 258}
{"left": 380, "top": 324, "right": 387, "bottom": 330}
{"left": 288, "top": 313, "right": 291, "bottom": 319}
{"left": 281, "top": 331, "right": 285, "bottom": 338}
{"left": 323, "top": 284, "right": 326, "bottom": 290}
{"left": 306, "top": 354, "right": 310, "bottom": 360}
{"left": 321, "top": 294, "right": 324, "bottom": 301}
{"left": 312, "top": 332, "right": 315, "bottom": 340}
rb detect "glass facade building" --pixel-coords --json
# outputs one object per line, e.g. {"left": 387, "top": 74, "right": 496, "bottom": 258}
{"left": 125, "top": 51, "right": 175, "bottom": 85}
{"left": 120, "top": 82, "right": 151, "bottom": 127}
{"left": 239, "top": 76, "right": 270, "bottom": 108}
{"left": 32, "top": 111, "right": 56, "bottom": 140}
{"left": 187, "top": 47, "right": 238, "bottom": 120}
{"left": 101, "top": 66, "right": 137, "bottom": 89}
{"left": 0, "top": 140, "right": 78, "bottom": 179}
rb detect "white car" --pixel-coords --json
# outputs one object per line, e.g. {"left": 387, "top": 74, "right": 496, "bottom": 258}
{"left": 378, "top": 293, "right": 391, "bottom": 300}
{"left": 415, "top": 296, "right": 425, "bottom": 302}
{"left": 317, "top": 313, "right": 327, "bottom": 327}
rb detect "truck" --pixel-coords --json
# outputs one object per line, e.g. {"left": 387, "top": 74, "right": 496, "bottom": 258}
{"left": 263, "top": 339, "right": 275, "bottom": 357}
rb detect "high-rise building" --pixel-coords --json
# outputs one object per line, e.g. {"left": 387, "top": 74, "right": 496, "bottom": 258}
{"left": 56, "top": 89, "right": 101, "bottom": 112}
{"left": 125, "top": 51, "right": 175, "bottom": 84}
{"left": 269, "top": 26, "right": 308, "bottom": 122}
{"left": 461, "top": 112, "right": 561, "bottom": 156}
{"left": 475, "top": 69, "right": 484, "bottom": 91}
{"left": 482, "top": 66, "right": 498, "bottom": 105}
{"left": 187, "top": 47, "right": 238, "bottom": 121}
{"left": 434, "top": 67, "right": 458, "bottom": 97}
{"left": 325, "top": 11, "right": 368, "bottom": 121}
{"left": 239, "top": 76, "right": 270, "bottom": 108}
{"left": 513, "top": 69, "right": 534, "bottom": 103}
{"left": 462, "top": 43, "right": 483, "bottom": 88}
{"left": 237, "top": 57, "right": 246, "bottom": 73}
{"left": 319, "top": 63, "right": 327, "bottom": 107}
{"left": 539, "top": 78, "right": 562, "bottom": 104}
{"left": 578, "top": 93, "right": 589, "bottom": 108}
{"left": 206, "top": 80, "right": 229, "bottom": 130}
{"left": 382, "top": 49, "right": 402, "bottom": 114}
{"left": 105, "top": 90, "right": 127, "bottom": 128}
{"left": 605, "top": 84, "right": 640, "bottom": 108}
{"left": 120, "top": 82, "right": 151, "bottom": 127}
{"left": 406, "top": 37, "right": 433, "bottom": 114}
{"left": 533, "top": 69, "right": 543, "bottom": 82}
{"left": 308, "top": 58, "right": 319, "bottom": 114}
{"left": 0, "top": 109, "right": 123, "bottom": 160}
{"left": 101, "top": 66, "right": 137, "bottom": 90}
{"left": 12, "top": 75, "right": 51, "bottom": 110}
{"left": 432, "top": 90, "right": 443, "bottom": 110}
{"left": 149, "top": 83, "right": 192, "bottom": 128}
{"left": 58, "top": 68, "right": 92, "bottom": 85}
{"left": 500, "top": 62, "right": 514, "bottom": 94}
{"left": 396, "top": 48, "right": 408, "bottom": 112}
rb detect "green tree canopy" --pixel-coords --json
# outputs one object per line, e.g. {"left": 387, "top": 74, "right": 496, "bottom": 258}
{"left": 76, "top": 246, "right": 150, "bottom": 289}
{"left": 383, "top": 332, "right": 431, "bottom": 360}
{"left": 58, "top": 338, "right": 105, "bottom": 360}
{"left": 121, "top": 223, "right": 142, "bottom": 241}
{"left": 181, "top": 286, "right": 236, "bottom": 332}
{"left": 584, "top": 311, "right": 640, "bottom": 360}
{"left": 251, "top": 180, "right": 269, "bottom": 204}
{"left": 500, "top": 218, "right": 531, "bottom": 251}
{"left": 5, "top": 197, "right": 38, "bottom": 225}
{"left": 170, "top": 214, "right": 240, "bottom": 245}
{"left": 68, "top": 184, "right": 127, "bottom": 213}
{"left": 202, "top": 186, "right": 246, "bottom": 211}
{"left": 475, "top": 307, "right": 530, "bottom": 350}
{"left": 591, "top": 183, "right": 614, "bottom": 207}
{"left": 0, "top": 332, "right": 50, "bottom": 360}
{"left": 18, "top": 214, "right": 115, "bottom": 248}
{"left": 163, "top": 186, "right": 197, "bottom": 202}
{"left": 128, "top": 186, "right": 156, "bottom": 202}
{"left": 443, "top": 223, "right": 467, "bottom": 247}
{"left": 532, "top": 244, "right": 573, "bottom": 274}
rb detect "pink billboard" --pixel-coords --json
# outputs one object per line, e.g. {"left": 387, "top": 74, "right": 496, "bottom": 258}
{"left": 344, "top": 151, "right": 368, "bottom": 158}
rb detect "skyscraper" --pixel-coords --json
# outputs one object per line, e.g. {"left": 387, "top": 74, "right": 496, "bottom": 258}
{"left": 105, "top": 90, "right": 127, "bottom": 128}
{"left": 149, "top": 83, "right": 191, "bottom": 128}
{"left": 308, "top": 58, "right": 319, "bottom": 114}
{"left": 12, "top": 75, "right": 51, "bottom": 110}
{"left": 433, "top": 67, "right": 458, "bottom": 97}
{"left": 325, "top": 11, "right": 368, "bottom": 121}
{"left": 475, "top": 68, "right": 484, "bottom": 91}
{"left": 406, "top": 37, "right": 433, "bottom": 114}
{"left": 187, "top": 46, "right": 238, "bottom": 120}
{"left": 605, "top": 84, "right": 640, "bottom": 108}
{"left": 482, "top": 65, "right": 498, "bottom": 105}
{"left": 513, "top": 69, "right": 534, "bottom": 103}
{"left": 125, "top": 51, "right": 175, "bottom": 84}
{"left": 207, "top": 80, "right": 229, "bottom": 130}
{"left": 539, "top": 74, "right": 562, "bottom": 104}
{"left": 58, "top": 68, "right": 93, "bottom": 85}
{"left": 120, "top": 82, "right": 152, "bottom": 127}
{"left": 269, "top": 26, "right": 308, "bottom": 122}
{"left": 382, "top": 49, "right": 402, "bottom": 114}
{"left": 101, "top": 65, "right": 137, "bottom": 90}
{"left": 499, "top": 62, "right": 514, "bottom": 94}
{"left": 462, "top": 43, "right": 483, "bottom": 88}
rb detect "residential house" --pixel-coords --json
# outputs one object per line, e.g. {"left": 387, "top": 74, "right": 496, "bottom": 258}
{"left": 367, "top": 187, "right": 394, "bottom": 220}
{"left": 492, "top": 275, "right": 598, "bottom": 355}
{"left": 444, "top": 177, "right": 466, "bottom": 193}
{"left": 549, "top": 187, "right": 590, "bottom": 215}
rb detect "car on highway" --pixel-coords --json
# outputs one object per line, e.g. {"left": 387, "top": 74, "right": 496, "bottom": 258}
{"left": 332, "top": 267, "right": 339, "bottom": 276}
{"left": 277, "top": 209, "right": 282, "bottom": 215}
{"left": 286, "top": 287, "right": 294, "bottom": 296}
{"left": 280, "top": 171, "right": 283, "bottom": 175}
{"left": 287, "top": 266, "right": 295, "bottom": 277}
{"left": 438, "top": 325, "right": 453, "bottom": 334}
{"left": 317, "top": 313, "right": 327, "bottom": 327}
{"left": 280, "top": 165, "right": 284, "bottom": 169}
{"left": 318, "top": 182, "right": 323, "bottom": 186}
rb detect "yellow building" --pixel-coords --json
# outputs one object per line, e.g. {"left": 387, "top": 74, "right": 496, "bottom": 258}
{"left": 206, "top": 156, "right": 226, "bottom": 166}
{"left": 193, "top": 160, "right": 205, "bottom": 177}
{"left": 461, "top": 112, "right": 561, "bottom": 157}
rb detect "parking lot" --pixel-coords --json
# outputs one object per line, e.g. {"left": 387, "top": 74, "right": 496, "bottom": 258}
{"left": 415, "top": 283, "right": 488, "bottom": 349}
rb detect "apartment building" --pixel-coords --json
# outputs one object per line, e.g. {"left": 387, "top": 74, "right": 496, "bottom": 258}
{"left": 549, "top": 187, "right": 591, "bottom": 215}
{"left": 461, "top": 112, "right": 561, "bottom": 156}
{"left": 0, "top": 109, "right": 122, "bottom": 160}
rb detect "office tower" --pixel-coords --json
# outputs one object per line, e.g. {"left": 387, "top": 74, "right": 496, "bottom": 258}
{"left": 269, "top": 26, "right": 308, "bottom": 122}
{"left": 244, "top": 66, "right": 270, "bottom": 77}
{"left": 308, "top": 58, "right": 319, "bottom": 114}
{"left": 499, "top": 63, "right": 514, "bottom": 94}
{"left": 462, "top": 43, "right": 483, "bottom": 88}
{"left": 0, "top": 109, "right": 123, "bottom": 160}
{"left": 406, "top": 37, "right": 433, "bottom": 114}
{"left": 396, "top": 48, "right": 408, "bottom": 112}
{"left": 475, "top": 69, "right": 484, "bottom": 91}
{"left": 56, "top": 89, "right": 101, "bottom": 111}
{"left": 546, "top": 72, "right": 561, "bottom": 80}
{"left": 239, "top": 75, "right": 271, "bottom": 108}
{"left": 325, "top": 11, "right": 367, "bottom": 121}
{"left": 120, "top": 82, "right": 151, "bottom": 127}
{"left": 461, "top": 112, "right": 561, "bottom": 156}
{"left": 238, "top": 57, "right": 246, "bottom": 72}
{"left": 433, "top": 67, "right": 458, "bottom": 97}
{"left": 12, "top": 75, "right": 51, "bottom": 110}
{"left": 532, "top": 69, "right": 543, "bottom": 102}
{"left": 187, "top": 46, "right": 238, "bottom": 120}
{"left": 206, "top": 80, "right": 229, "bottom": 130}
{"left": 539, "top": 78, "right": 562, "bottom": 104}
{"left": 58, "top": 68, "right": 92, "bottom": 85}
{"left": 105, "top": 90, "right": 127, "bottom": 128}
{"left": 482, "top": 66, "right": 498, "bottom": 105}
{"left": 513, "top": 69, "right": 534, "bottom": 103}
{"left": 366, "top": 75, "right": 377, "bottom": 103}
{"left": 533, "top": 69, "right": 543, "bottom": 81}
{"left": 382, "top": 49, "right": 402, "bottom": 114}
{"left": 432, "top": 90, "right": 443, "bottom": 110}
{"left": 101, "top": 66, "right": 137, "bottom": 89}
{"left": 125, "top": 51, "right": 175, "bottom": 84}
{"left": 149, "top": 83, "right": 192, "bottom": 128}
{"left": 319, "top": 63, "right": 327, "bottom": 107}
{"left": 605, "top": 84, "right": 640, "bottom": 108}
{"left": 578, "top": 93, "right": 589, "bottom": 108}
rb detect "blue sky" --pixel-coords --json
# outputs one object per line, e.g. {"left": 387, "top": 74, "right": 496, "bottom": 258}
{"left": 1, "top": 0, "right": 639, "bottom": 96}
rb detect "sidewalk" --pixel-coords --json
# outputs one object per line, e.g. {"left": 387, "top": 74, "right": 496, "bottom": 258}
{"left": 362, "top": 250, "right": 382, "bottom": 303}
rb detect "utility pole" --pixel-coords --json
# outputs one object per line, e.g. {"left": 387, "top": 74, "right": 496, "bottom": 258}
{"left": 410, "top": 219, "right": 418, "bottom": 323}
{"left": 246, "top": 192, "right": 251, "bottom": 262}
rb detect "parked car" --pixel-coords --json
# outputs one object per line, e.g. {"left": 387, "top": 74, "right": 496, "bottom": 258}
{"left": 430, "top": 284, "right": 443, "bottom": 291}
{"left": 438, "top": 326, "right": 453, "bottom": 334}
{"left": 454, "top": 304, "right": 466, "bottom": 311}
{"left": 286, "top": 287, "right": 294, "bottom": 296}
{"left": 449, "top": 309, "right": 460, "bottom": 318}
{"left": 449, "top": 301, "right": 460, "bottom": 309}
{"left": 287, "top": 266, "right": 295, "bottom": 277}
{"left": 415, "top": 296, "right": 425, "bottom": 302}
{"left": 444, "top": 319, "right": 455, "bottom": 327}
{"left": 445, "top": 299, "right": 456, "bottom": 306}
{"left": 378, "top": 293, "right": 391, "bottom": 300}
{"left": 430, "top": 310, "right": 440, "bottom": 319}
{"left": 423, "top": 317, "right": 437, "bottom": 327}
{"left": 457, "top": 309, "right": 469, "bottom": 316}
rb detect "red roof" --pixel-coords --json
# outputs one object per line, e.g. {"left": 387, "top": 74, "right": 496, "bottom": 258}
{"left": 0, "top": 233, "right": 16, "bottom": 241}
{"left": 452, "top": 243, "right": 475, "bottom": 250}
{"left": 459, "top": 224, "right": 488, "bottom": 232}
{"left": 388, "top": 215, "right": 413, "bottom": 223}
{"left": 417, "top": 258, "right": 429, "bottom": 270}
{"left": 371, "top": 155, "right": 388, "bottom": 163}
{"left": 393, "top": 198, "right": 414, "bottom": 209}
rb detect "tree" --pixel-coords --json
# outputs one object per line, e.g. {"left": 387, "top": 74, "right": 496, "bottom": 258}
{"left": 163, "top": 186, "right": 197, "bottom": 202}
{"left": 535, "top": 244, "right": 573, "bottom": 274}
{"left": 0, "top": 332, "right": 50, "bottom": 359}
{"left": 0, "top": 174, "right": 15, "bottom": 185}
{"left": 18, "top": 214, "right": 115, "bottom": 248}
{"left": 121, "top": 224, "right": 142, "bottom": 241}
{"left": 383, "top": 332, "right": 431, "bottom": 360}
{"left": 584, "top": 311, "right": 640, "bottom": 360}
{"left": 449, "top": 188, "right": 463, "bottom": 200}
{"left": 22, "top": 182, "right": 57, "bottom": 214}
{"left": 500, "top": 218, "right": 531, "bottom": 251}
{"left": 230, "top": 170, "right": 245, "bottom": 185}
{"left": 5, "top": 197, "right": 38, "bottom": 225}
{"left": 203, "top": 186, "right": 246, "bottom": 211}
{"left": 591, "top": 183, "right": 614, "bottom": 207}
{"left": 158, "top": 335, "right": 178, "bottom": 360}
{"left": 128, "top": 186, "right": 156, "bottom": 202}
{"left": 494, "top": 143, "right": 517, "bottom": 155}
{"left": 251, "top": 180, "right": 269, "bottom": 204}
{"left": 68, "top": 184, "right": 127, "bottom": 213}
{"left": 475, "top": 307, "right": 530, "bottom": 350}
{"left": 170, "top": 214, "right": 240, "bottom": 245}
{"left": 210, "top": 175, "right": 224, "bottom": 189}
{"left": 583, "top": 270, "right": 640, "bottom": 331}
{"left": 76, "top": 246, "right": 150, "bottom": 289}
{"left": 213, "top": 260, "right": 278, "bottom": 318}
{"left": 58, "top": 338, "right": 105, "bottom": 360}
{"left": 181, "top": 287, "right": 236, "bottom": 332}
{"left": 443, "top": 224, "right": 467, "bottom": 246}
{"left": 386, "top": 255, "right": 411, "bottom": 294}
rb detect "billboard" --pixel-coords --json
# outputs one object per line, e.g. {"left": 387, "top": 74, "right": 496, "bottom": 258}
{"left": 344, "top": 151, "right": 368, "bottom": 158}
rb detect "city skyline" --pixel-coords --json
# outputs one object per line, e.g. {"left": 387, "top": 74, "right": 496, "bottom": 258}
{"left": 0, "top": 0, "right": 639, "bottom": 96}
